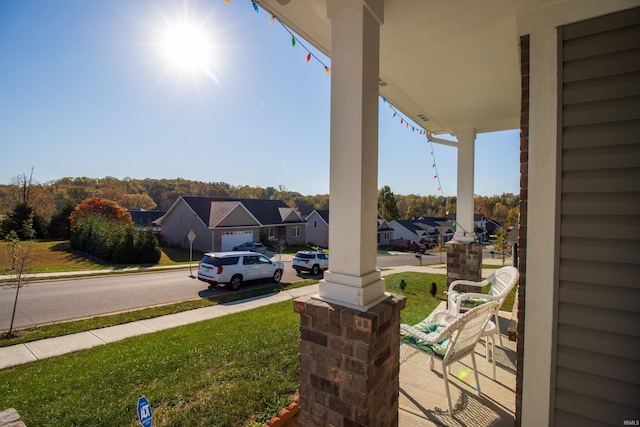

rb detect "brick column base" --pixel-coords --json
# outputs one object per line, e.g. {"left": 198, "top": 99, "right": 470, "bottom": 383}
{"left": 446, "top": 241, "right": 483, "bottom": 291}
{"left": 293, "top": 294, "right": 406, "bottom": 426}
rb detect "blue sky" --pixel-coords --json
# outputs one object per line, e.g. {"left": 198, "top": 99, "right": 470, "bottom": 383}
{"left": 0, "top": 0, "right": 519, "bottom": 197}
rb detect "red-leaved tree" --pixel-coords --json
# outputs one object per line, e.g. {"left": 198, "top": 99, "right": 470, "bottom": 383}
{"left": 69, "top": 197, "right": 132, "bottom": 231}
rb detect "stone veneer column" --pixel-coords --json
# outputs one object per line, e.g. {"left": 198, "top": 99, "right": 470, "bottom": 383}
{"left": 446, "top": 241, "right": 483, "bottom": 290}
{"left": 294, "top": 294, "right": 406, "bottom": 426}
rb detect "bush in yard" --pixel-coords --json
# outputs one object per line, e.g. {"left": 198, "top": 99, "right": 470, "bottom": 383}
{"left": 136, "top": 229, "right": 161, "bottom": 264}
{"left": 47, "top": 203, "right": 74, "bottom": 240}
{"left": 70, "top": 215, "right": 161, "bottom": 264}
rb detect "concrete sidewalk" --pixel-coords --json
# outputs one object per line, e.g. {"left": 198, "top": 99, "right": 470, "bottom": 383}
{"left": 0, "top": 283, "right": 320, "bottom": 370}
{"left": 0, "top": 262, "right": 512, "bottom": 370}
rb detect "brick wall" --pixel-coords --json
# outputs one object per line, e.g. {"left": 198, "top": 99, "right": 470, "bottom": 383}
{"left": 446, "top": 241, "right": 483, "bottom": 290}
{"left": 515, "top": 33, "right": 529, "bottom": 427}
{"left": 294, "top": 294, "right": 406, "bottom": 426}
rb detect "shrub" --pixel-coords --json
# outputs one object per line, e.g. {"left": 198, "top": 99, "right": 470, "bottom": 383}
{"left": 70, "top": 215, "right": 161, "bottom": 264}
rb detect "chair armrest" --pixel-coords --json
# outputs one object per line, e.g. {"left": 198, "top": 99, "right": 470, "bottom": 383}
{"left": 400, "top": 324, "right": 446, "bottom": 344}
{"left": 430, "top": 310, "right": 459, "bottom": 325}
{"left": 455, "top": 292, "right": 500, "bottom": 303}
{"left": 447, "top": 278, "right": 489, "bottom": 294}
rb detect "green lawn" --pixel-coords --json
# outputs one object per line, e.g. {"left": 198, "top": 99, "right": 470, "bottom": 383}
{"left": 0, "top": 301, "right": 301, "bottom": 427}
{"left": 0, "top": 240, "right": 205, "bottom": 276}
{"left": 0, "top": 271, "right": 517, "bottom": 425}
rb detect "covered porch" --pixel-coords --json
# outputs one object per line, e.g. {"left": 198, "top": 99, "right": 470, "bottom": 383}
{"left": 258, "top": 0, "right": 640, "bottom": 425}
{"left": 398, "top": 301, "right": 517, "bottom": 426}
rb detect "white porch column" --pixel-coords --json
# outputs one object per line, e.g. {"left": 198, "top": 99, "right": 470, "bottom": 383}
{"left": 318, "top": 0, "right": 386, "bottom": 311}
{"left": 454, "top": 128, "right": 477, "bottom": 242}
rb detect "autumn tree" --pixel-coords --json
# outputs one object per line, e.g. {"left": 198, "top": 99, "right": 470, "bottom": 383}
{"left": 69, "top": 197, "right": 132, "bottom": 231}
{"left": 0, "top": 170, "right": 49, "bottom": 239}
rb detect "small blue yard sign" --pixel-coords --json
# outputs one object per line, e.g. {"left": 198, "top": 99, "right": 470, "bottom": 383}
{"left": 137, "top": 396, "right": 152, "bottom": 427}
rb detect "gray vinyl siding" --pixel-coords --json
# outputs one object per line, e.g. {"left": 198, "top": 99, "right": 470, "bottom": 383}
{"left": 556, "top": 7, "right": 640, "bottom": 425}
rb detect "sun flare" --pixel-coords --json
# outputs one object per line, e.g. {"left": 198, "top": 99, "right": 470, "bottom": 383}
{"left": 161, "top": 22, "right": 211, "bottom": 72}
{"left": 155, "top": 13, "right": 221, "bottom": 85}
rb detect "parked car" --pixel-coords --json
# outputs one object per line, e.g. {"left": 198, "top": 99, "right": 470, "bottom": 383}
{"left": 232, "top": 241, "right": 267, "bottom": 254}
{"left": 197, "top": 251, "right": 283, "bottom": 291}
{"left": 293, "top": 251, "right": 329, "bottom": 276}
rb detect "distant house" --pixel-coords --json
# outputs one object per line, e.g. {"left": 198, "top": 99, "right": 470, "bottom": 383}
{"left": 128, "top": 209, "right": 165, "bottom": 232}
{"left": 390, "top": 218, "right": 455, "bottom": 246}
{"left": 305, "top": 209, "right": 329, "bottom": 248}
{"left": 377, "top": 218, "right": 393, "bottom": 245}
{"left": 153, "top": 197, "right": 306, "bottom": 253}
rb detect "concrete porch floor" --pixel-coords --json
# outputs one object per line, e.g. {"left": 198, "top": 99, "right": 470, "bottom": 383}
{"left": 398, "top": 307, "right": 516, "bottom": 427}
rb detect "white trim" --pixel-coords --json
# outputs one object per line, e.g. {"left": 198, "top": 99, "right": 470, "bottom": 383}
{"left": 521, "top": 27, "right": 559, "bottom": 427}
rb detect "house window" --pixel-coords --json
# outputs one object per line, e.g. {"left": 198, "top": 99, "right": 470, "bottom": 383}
{"left": 293, "top": 226, "right": 300, "bottom": 237}
{"left": 314, "top": 220, "right": 317, "bottom": 228}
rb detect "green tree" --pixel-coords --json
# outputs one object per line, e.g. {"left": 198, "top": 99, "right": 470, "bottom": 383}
{"left": 378, "top": 185, "right": 400, "bottom": 221}
{"left": 493, "top": 227, "right": 511, "bottom": 266}
{"left": 47, "top": 203, "right": 75, "bottom": 240}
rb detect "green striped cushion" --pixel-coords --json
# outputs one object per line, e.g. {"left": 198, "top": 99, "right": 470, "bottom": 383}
{"left": 400, "top": 319, "right": 450, "bottom": 357}
{"left": 449, "top": 290, "right": 489, "bottom": 309}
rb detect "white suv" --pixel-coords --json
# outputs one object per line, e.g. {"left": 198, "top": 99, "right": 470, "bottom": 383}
{"left": 197, "top": 251, "right": 284, "bottom": 291}
{"left": 293, "top": 251, "right": 329, "bottom": 276}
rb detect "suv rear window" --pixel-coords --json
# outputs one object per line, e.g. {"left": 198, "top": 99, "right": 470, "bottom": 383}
{"left": 200, "top": 256, "right": 239, "bottom": 266}
{"left": 296, "top": 253, "right": 315, "bottom": 259}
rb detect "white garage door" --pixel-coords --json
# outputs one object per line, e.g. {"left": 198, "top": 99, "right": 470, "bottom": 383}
{"left": 221, "top": 231, "right": 253, "bottom": 251}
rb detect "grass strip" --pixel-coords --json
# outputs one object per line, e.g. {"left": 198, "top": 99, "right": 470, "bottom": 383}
{"left": 0, "top": 280, "right": 317, "bottom": 347}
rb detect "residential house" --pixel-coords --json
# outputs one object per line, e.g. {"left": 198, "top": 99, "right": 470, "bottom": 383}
{"left": 305, "top": 210, "right": 394, "bottom": 247}
{"left": 376, "top": 218, "right": 393, "bottom": 245}
{"left": 128, "top": 209, "right": 165, "bottom": 232}
{"left": 153, "top": 197, "right": 306, "bottom": 253}
{"left": 257, "top": 1, "right": 639, "bottom": 426}
{"left": 305, "top": 209, "right": 329, "bottom": 248}
{"left": 391, "top": 218, "right": 455, "bottom": 246}
{"left": 447, "top": 213, "right": 495, "bottom": 241}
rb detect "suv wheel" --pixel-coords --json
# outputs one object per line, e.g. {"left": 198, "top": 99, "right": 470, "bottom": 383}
{"left": 229, "top": 275, "right": 242, "bottom": 291}
{"left": 311, "top": 264, "right": 320, "bottom": 275}
{"left": 273, "top": 269, "right": 282, "bottom": 283}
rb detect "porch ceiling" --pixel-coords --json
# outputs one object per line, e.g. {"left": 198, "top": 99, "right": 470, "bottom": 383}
{"left": 257, "top": 0, "right": 525, "bottom": 137}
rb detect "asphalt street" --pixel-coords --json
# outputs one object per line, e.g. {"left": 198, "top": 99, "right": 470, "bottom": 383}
{"left": 0, "top": 250, "right": 492, "bottom": 330}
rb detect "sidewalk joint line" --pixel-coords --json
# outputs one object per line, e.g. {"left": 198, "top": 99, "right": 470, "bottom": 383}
{"left": 23, "top": 343, "right": 40, "bottom": 360}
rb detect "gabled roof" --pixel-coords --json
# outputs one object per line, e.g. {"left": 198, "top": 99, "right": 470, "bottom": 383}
{"left": 486, "top": 219, "right": 503, "bottom": 235}
{"left": 278, "top": 207, "right": 304, "bottom": 223}
{"left": 129, "top": 210, "right": 165, "bottom": 227}
{"left": 155, "top": 196, "right": 305, "bottom": 228}
{"left": 209, "top": 201, "right": 260, "bottom": 228}
{"left": 306, "top": 209, "right": 330, "bottom": 225}
{"left": 392, "top": 218, "right": 454, "bottom": 236}
{"left": 377, "top": 218, "right": 393, "bottom": 232}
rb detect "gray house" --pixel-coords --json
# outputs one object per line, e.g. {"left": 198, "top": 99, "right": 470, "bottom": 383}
{"left": 154, "top": 196, "right": 306, "bottom": 253}
{"left": 305, "top": 209, "right": 329, "bottom": 248}
{"left": 391, "top": 218, "right": 455, "bottom": 246}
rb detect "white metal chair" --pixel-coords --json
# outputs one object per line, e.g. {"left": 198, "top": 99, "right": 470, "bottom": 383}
{"left": 447, "top": 266, "right": 519, "bottom": 348}
{"left": 400, "top": 300, "right": 500, "bottom": 415}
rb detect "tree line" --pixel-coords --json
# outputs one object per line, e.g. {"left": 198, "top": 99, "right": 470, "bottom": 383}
{"left": 0, "top": 175, "right": 519, "bottom": 240}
